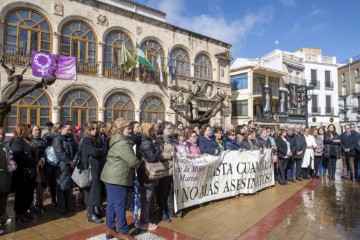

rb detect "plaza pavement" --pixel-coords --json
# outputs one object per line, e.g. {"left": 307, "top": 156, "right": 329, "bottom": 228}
{"left": 1, "top": 162, "right": 360, "bottom": 240}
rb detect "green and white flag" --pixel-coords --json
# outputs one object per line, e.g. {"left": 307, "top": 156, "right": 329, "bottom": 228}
{"left": 135, "top": 43, "right": 154, "bottom": 71}
{"left": 120, "top": 42, "right": 137, "bottom": 73}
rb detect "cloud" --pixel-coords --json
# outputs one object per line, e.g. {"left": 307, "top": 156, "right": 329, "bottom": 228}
{"left": 147, "top": 0, "right": 273, "bottom": 54}
{"left": 280, "top": 0, "right": 297, "bottom": 6}
{"left": 290, "top": 8, "right": 327, "bottom": 35}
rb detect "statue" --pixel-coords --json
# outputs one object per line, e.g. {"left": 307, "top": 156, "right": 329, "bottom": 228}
{"left": 176, "top": 90, "right": 184, "bottom": 105}
{"left": 189, "top": 80, "right": 201, "bottom": 95}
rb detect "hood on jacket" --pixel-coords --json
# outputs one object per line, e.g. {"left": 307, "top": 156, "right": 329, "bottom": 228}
{"left": 109, "top": 133, "right": 129, "bottom": 148}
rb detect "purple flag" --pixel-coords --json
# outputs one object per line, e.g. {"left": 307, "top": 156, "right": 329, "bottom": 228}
{"left": 32, "top": 51, "right": 76, "bottom": 80}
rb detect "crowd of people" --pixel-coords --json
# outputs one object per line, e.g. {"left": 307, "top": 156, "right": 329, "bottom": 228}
{"left": 0, "top": 118, "right": 359, "bottom": 238}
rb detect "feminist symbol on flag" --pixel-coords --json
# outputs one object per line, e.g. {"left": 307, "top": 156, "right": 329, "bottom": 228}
{"left": 33, "top": 52, "right": 52, "bottom": 76}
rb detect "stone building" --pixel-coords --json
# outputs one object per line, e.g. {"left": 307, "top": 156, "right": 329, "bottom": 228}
{"left": 338, "top": 56, "right": 360, "bottom": 131}
{"left": 0, "top": 0, "right": 232, "bottom": 133}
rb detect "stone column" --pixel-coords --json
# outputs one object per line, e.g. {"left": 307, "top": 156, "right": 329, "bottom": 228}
{"left": 52, "top": 106, "right": 60, "bottom": 123}
{"left": 98, "top": 42, "right": 103, "bottom": 76}
{"left": 265, "top": 75, "right": 269, "bottom": 87}
{"left": 53, "top": 32, "right": 60, "bottom": 54}
{"left": 135, "top": 109, "right": 141, "bottom": 121}
{"left": 98, "top": 107, "right": 105, "bottom": 122}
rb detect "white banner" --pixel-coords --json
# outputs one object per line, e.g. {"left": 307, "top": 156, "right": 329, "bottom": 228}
{"left": 173, "top": 149, "right": 274, "bottom": 212}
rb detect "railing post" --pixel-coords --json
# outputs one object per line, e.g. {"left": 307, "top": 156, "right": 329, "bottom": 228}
{"left": 98, "top": 42, "right": 104, "bottom": 76}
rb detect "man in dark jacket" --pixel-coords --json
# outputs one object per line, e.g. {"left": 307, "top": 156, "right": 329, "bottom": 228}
{"left": 53, "top": 123, "right": 78, "bottom": 214}
{"left": 340, "top": 124, "right": 358, "bottom": 180}
{"left": 293, "top": 124, "right": 306, "bottom": 181}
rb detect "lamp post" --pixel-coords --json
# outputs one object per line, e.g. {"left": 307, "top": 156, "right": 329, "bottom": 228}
{"left": 297, "top": 83, "right": 315, "bottom": 126}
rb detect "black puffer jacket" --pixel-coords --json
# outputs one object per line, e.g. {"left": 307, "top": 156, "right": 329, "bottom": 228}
{"left": 53, "top": 134, "right": 78, "bottom": 191}
{"left": 137, "top": 136, "right": 161, "bottom": 187}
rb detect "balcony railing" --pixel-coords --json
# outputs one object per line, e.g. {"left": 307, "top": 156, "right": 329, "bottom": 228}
{"left": 325, "top": 107, "right": 334, "bottom": 115}
{"left": 310, "top": 80, "right": 320, "bottom": 89}
{"left": 140, "top": 69, "right": 167, "bottom": 86}
{"left": 76, "top": 59, "right": 99, "bottom": 76}
{"left": 324, "top": 81, "right": 334, "bottom": 89}
{"left": 103, "top": 63, "right": 135, "bottom": 81}
{"left": 286, "top": 76, "right": 306, "bottom": 85}
{"left": 311, "top": 107, "right": 320, "bottom": 114}
{"left": 283, "top": 53, "right": 303, "bottom": 64}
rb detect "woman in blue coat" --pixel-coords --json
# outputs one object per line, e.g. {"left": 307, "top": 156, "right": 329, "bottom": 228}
{"left": 225, "top": 130, "right": 241, "bottom": 150}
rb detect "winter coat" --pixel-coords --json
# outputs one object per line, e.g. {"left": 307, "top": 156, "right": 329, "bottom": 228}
{"left": 198, "top": 136, "right": 221, "bottom": 155}
{"left": 275, "top": 137, "right": 291, "bottom": 159}
{"left": 137, "top": 136, "right": 161, "bottom": 187}
{"left": 323, "top": 132, "right": 341, "bottom": 159}
{"left": 293, "top": 132, "right": 306, "bottom": 159}
{"left": 80, "top": 137, "right": 107, "bottom": 169}
{"left": 286, "top": 134, "right": 296, "bottom": 154}
{"left": 53, "top": 134, "right": 77, "bottom": 191}
{"left": 10, "top": 138, "right": 38, "bottom": 191}
{"left": 32, "top": 137, "right": 47, "bottom": 158}
{"left": 256, "top": 137, "right": 272, "bottom": 148}
{"left": 225, "top": 139, "right": 241, "bottom": 151}
{"left": 0, "top": 143, "right": 12, "bottom": 193}
{"left": 240, "top": 139, "right": 260, "bottom": 151}
{"left": 340, "top": 132, "right": 358, "bottom": 157}
{"left": 101, "top": 134, "right": 139, "bottom": 186}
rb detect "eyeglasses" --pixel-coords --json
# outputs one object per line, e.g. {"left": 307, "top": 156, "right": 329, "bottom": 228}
{"left": 92, "top": 128, "right": 98, "bottom": 130}
{"left": 191, "top": 135, "right": 198, "bottom": 138}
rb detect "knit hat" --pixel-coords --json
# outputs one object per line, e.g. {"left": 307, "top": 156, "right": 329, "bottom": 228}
{"left": 74, "top": 126, "right": 82, "bottom": 133}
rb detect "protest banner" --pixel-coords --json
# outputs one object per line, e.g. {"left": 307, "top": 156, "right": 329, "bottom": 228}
{"left": 173, "top": 149, "right": 274, "bottom": 212}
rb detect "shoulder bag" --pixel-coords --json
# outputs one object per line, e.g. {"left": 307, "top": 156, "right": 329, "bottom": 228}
{"left": 144, "top": 160, "right": 166, "bottom": 180}
{"left": 45, "top": 146, "right": 60, "bottom": 166}
{"left": 71, "top": 139, "right": 92, "bottom": 188}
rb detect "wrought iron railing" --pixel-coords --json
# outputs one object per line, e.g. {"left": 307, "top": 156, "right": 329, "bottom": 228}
{"left": 103, "top": 63, "right": 135, "bottom": 81}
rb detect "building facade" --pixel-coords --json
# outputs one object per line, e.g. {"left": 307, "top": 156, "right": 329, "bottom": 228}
{"left": 231, "top": 48, "right": 339, "bottom": 128}
{"left": 0, "top": 0, "right": 232, "bottom": 133}
{"left": 338, "top": 56, "right": 360, "bottom": 132}
{"left": 294, "top": 48, "right": 339, "bottom": 130}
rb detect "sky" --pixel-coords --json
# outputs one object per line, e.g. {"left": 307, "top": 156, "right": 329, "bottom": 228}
{"left": 137, "top": 0, "right": 360, "bottom": 63}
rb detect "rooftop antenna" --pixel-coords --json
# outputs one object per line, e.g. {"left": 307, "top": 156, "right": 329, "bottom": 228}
{"left": 275, "top": 40, "right": 279, "bottom": 50}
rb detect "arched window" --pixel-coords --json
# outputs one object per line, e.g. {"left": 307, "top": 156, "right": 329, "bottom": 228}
{"left": 140, "top": 96, "right": 164, "bottom": 122}
{"left": 195, "top": 54, "right": 212, "bottom": 80}
{"left": 170, "top": 48, "right": 190, "bottom": 76}
{"left": 141, "top": 40, "right": 164, "bottom": 69}
{"left": 4, "top": 9, "right": 51, "bottom": 64}
{"left": 60, "top": 21, "right": 97, "bottom": 74}
{"left": 61, "top": 90, "right": 97, "bottom": 126}
{"left": 105, "top": 93, "right": 134, "bottom": 123}
{"left": 104, "top": 31, "right": 134, "bottom": 79}
{"left": 6, "top": 88, "right": 51, "bottom": 133}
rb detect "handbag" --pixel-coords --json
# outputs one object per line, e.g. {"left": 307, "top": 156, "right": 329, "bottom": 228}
{"left": 162, "top": 160, "right": 174, "bottom": 176}
{"left": 272, "top": 153, "right": 279, "bottom": 163}
{"left": 71, "top": 164, "right": 92, "bottom": 188}
{"left": 45, "top": 146, "right": 60, "bottom": 166}
{"left": 145, "top": 161, "right": 166, "bottom": 180}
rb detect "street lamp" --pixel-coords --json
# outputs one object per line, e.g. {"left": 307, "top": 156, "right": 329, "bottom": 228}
{"left": 297, "top": 83, "right": 315, "bottom": 126}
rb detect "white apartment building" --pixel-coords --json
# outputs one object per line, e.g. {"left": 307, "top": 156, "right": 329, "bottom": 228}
{"left": 294, "top": 48, "right": 339, "bottom": 129}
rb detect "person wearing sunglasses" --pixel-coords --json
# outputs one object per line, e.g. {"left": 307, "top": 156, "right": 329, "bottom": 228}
{"left": 225, "top": 129, "right": 241, "bottom": 151}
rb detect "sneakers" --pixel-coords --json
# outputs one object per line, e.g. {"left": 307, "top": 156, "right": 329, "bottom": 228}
{"left": 139, "top": 223, "right": 158, "bottom": 231}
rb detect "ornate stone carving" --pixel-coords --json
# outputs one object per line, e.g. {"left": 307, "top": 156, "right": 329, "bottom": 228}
{"left": 52, "top": 106, "right": 60, "bottom": 112}
{"left": 205, "top": 84, "right": 215, "bottom": 99}
{"left": 189, "top": 80, "right": 201, "bottom": 95}
{"left": 54, "top": 2, "right": 64, "bottom": 16}
{"left": 97, "top": 14, "right": 109, "bottom": 27}
{"left": 136, "top": 26, "right": 143, "bottom": 36}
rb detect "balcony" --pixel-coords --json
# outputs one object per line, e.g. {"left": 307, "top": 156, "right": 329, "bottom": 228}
{"left": 304, "top": 54, "right": 336, "bottom": 64}
{"left": 103, "top": 63, "right": 135, "bottom": 81}
{"left": 311, "top": 107, "right": 321, "bottom": 114}
{"left": 310, "top": 80, "right": 320, "bottom": 89}
{"left": 324, "top": 81, "right": 334, "bottom": 89}
{"left": 285, "top": 76, "right": 306, "bottom": 85}
{"left": 140, "top": 69, "right": 167, "bottom": 86}
{"left": 325, "top": 107, "right": 334, "bottom": 115}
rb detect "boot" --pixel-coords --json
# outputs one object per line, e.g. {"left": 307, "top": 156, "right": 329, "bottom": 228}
{"left": 167, "top": 210, "right": 178, "bottom": 219}
{"left": 87, "top": 207, "right": 103, "bottom": 224}
{"left": 302, "top": 169, "right": 309, "bottom": 179}
{"left": 277, "top": 176, "right": 285, "bottom": 185}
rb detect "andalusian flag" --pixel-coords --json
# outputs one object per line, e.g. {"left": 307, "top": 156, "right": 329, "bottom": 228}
{"left": 135, "top": 43, "right": 154, "bottom": 71}
{"left": 120, "top": 42, "right": 136, "bottom": 73}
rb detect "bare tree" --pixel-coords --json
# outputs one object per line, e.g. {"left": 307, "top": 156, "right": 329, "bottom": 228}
{"left": 0, "top": 56, "right": 58, "bottom": 127}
